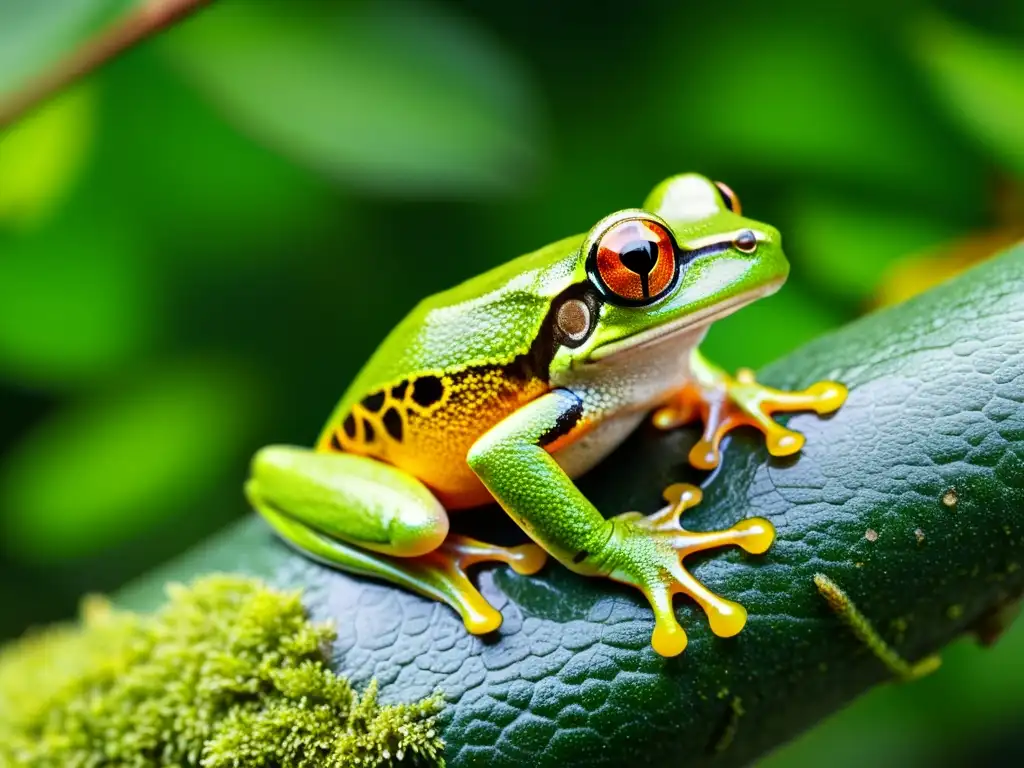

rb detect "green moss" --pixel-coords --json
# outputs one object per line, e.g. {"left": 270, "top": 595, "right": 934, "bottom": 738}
{"left": 0, "top": 574, "right": 445, "bottom": 767}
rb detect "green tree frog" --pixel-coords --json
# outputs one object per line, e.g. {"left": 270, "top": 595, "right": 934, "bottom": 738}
{"left": 247, "top": 174, "right": 846, "bottom": 657}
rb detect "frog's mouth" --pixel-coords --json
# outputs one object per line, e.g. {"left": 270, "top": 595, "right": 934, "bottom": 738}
{"left": 588, "top": 281, "right": 783, "bottom": 362}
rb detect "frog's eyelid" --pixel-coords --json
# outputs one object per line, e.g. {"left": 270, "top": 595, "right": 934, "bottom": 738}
{"left": 713, "top": 181, "right": 741, "bottom": 215}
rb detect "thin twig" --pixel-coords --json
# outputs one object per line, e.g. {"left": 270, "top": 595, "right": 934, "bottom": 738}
{"left": 814, "top": 572, "right": 941, "bottom": 682}
{"left": 0, "top": 0, "right": 215, "bottom": 129}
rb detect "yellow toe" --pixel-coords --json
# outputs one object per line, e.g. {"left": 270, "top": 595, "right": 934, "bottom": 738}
{"left": 707, "top": 600, "right": 747, "bottom": 638}
{"left": 808, "top": 381, "right": 848, "bottom": 413}
{"left": 652, "top": 618, "right": 689, "bottom": 657}
{"left": 732, "top": 517, "right": 776, "bottom": 554}
{"left": 766, "top": 430, "right": 804, "bottom": 456}
{"left": 509, "top": 544, "right": 548, "bottom": 576}
{"left": 462, "top": 604, "right": 503, "bottom": 635}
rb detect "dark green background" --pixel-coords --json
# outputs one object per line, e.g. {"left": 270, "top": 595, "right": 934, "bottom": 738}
{"left": 1, "top": 0, "right": 1023, "bottom": 765}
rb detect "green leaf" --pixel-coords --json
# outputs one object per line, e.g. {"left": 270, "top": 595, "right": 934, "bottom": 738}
{"left": 122, "top": 244, "right": 1024, "bottom": 765}
{"left": 654, "top": 7, "right": 984, "bottom": 206}
{"left": 163, "top": 0, "right": 542, "bottom": 195}
{"left": 785, "top": 190, "right": 963, "bottom": 302}
{"left": 0, "top": 218, "right": 157, "bottom": 388}
{"left": 912, "top": 13, "right": 1024, "bottom": 177}
{"left": 0, "top": 361, "right": 259, "bottom": 562}
{"left": 89, "top": 45, "right": 338, "bottom": 262}
{"left": 0, "top": 85, "right": 95, "bottom": 228}
{"left": 0, "top": 0, "right": 136, "bottom": 100}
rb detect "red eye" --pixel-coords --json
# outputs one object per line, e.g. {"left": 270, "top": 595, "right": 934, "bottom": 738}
{"left": 714, "top": 181, "right": 741, "bottom": 215}
{"left": 590, "top": 218, "right": 678, "bottom": 305}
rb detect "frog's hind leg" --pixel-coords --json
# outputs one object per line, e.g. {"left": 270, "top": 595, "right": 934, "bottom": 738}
{"left": 257, "top": 509, "right": 544, "bottom": 633}
{"left": 653, "top": 349, "right": 847, "bottom": 470}
{"left": 247, "top": 445, "right": 546, "bottom": 634}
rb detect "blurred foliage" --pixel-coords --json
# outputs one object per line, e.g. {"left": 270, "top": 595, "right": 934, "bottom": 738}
{"left": 0, "top": 0, "right": 1021, "bottom": 765}
{"left": 0, "top": 85, "right": 94, "bottom": 227}
{"left": 167, "top": 0, "right": 540, "bottom": 194}
{"left": 0, "top": 0, "right": 136, "bottom": 99}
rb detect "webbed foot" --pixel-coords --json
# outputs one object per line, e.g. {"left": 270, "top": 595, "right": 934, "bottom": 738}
{"left": 597, "top": 484, "right": 775, "bottom": 656}
{"left": 654, "top": 353, "right": 846, "bottom": 470}
{"left": 417, "top": 534, "right": 548, "bottom": 634}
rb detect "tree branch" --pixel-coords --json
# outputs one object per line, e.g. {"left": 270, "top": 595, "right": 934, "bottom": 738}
{"left": 120, "top": 244, "right": 1024, "bottom": 767}
{"left": 0, "top": 0, "right": 214, "bottom": 129}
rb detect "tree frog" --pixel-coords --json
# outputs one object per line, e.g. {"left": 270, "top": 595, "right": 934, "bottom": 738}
{"left": 247, "top": 174, "right": 846, "bottom": 657}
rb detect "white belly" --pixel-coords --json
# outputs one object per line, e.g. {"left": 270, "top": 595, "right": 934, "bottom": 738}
{"left": 551, "top": 327, "right": 704, "bottom": 479}
{"left": 553, "top": 410, "right": 647, "bottom": 478}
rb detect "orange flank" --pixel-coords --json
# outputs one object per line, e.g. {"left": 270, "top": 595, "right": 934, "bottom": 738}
{"left": 322, "top": 364, "right": 549, "bottom": 509}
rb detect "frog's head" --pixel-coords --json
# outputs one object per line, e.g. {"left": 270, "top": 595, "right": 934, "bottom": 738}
{"left": 545, "top": 173, "right": 788, "bottom": 378}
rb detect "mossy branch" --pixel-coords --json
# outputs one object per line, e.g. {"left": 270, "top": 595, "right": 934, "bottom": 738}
{"left": 0, "top": 575, "right": 444, "bottom": 767}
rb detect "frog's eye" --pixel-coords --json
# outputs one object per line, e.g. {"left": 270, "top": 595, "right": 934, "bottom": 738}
{"left": 588, "top": 217, "right": 678, "bottom": 306}
{"left": 714, "top": 181, "right": 741, "bottom": 215}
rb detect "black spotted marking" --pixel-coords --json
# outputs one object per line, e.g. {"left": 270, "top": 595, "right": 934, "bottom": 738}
{"left": 382, "top": 407, "right": 404, "bottom": 442}
{"left": 573, "top": 550, "right": 589, "bottom": 564}
{"left": 538, "top": 395, "right": 584, "bottom": 447}
{"left": 343, "top": 413, "right": 357, "bottom": 440}
{"left": 362, "top": 419, "right": 376, "bottom": 443}
{"left": 361, "top": 391, "right": 386, "bottom": 412}
{"left": 330, "top": 432, "right": 344, "bottom": 451}
{"left": 411, "top": 375, "right": 444, "bottom": 407}
{"left": 391, "top": 380, "right": 409, "bottom": 400}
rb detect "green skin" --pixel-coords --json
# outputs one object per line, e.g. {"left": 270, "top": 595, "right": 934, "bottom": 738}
{"left": 247, "top": 174, "right": 833, "bottom": 657}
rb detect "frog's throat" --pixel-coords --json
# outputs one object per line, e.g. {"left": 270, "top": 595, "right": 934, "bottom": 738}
{"left": 587, "top": 281, "right": 783, "bottom": 362}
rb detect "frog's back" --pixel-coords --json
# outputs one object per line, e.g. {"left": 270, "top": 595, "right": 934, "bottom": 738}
{"left": 317, "top": 235, "right": 584, "bottom": 508}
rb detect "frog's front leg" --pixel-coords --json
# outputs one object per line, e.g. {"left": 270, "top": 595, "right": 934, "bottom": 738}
{"left": 468, "top": 389, "right": 775, "bottom": 657}
{"left": 653, "top": 348, "right": 847, "bottom": 470}
{"left": 247, "top": 447, "right": 546, "bottom": 634}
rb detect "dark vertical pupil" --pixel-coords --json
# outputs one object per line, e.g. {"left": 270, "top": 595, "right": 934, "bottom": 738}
{"left": 619, "top": 239, "right": 659, "bottom": 298}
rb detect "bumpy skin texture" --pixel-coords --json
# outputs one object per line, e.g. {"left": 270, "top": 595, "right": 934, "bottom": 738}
{"left": 122, "top": 246, "right": 1024, "bottom": 767}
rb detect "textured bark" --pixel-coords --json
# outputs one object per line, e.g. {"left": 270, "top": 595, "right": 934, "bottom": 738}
{"left": 122, "top": 244, "right": 1024, "bottom": 768}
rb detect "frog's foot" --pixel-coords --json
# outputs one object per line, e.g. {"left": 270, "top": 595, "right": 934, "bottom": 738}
{"left": 258, "top": 503, "right": 546, "bottom": 636}
{"left": 416, "top": 534, "right": 548, "bottom": 634}
{"left": 653, "top": 362, "right": 847, "bottom": 470}
{"left": 601, "top": 484, "right": 775, "bottom": 657}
